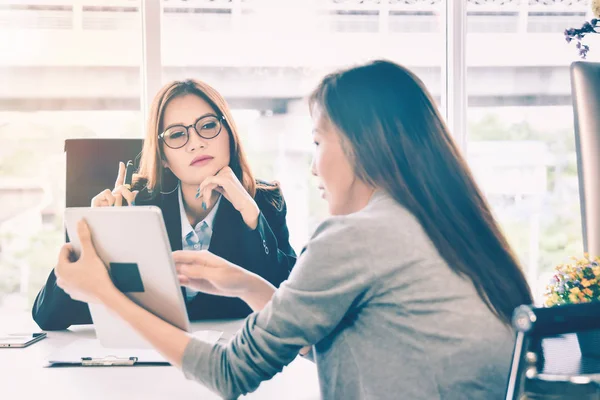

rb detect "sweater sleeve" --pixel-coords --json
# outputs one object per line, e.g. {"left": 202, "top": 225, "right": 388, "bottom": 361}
{"left": 181, "top": 216, "right": 374, "bottom": 399}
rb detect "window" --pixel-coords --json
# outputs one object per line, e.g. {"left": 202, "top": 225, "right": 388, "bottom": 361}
{"left": 160, "top": 0, "right": 445, "bottom": 251}
{"left": 0, "top": 0, "right": 593, "bottom": 314}
{"left": 0, "top": 1, "right": 142, "bottom": 314}
{"left": 465, "top": 0, "right": 596, "bottom": 302}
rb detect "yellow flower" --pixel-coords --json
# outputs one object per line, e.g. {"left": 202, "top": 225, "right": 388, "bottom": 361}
{"left": 548, "top": 293, "right": 560, "bottom": 305}
{"left": 570, "top": 273, "right": 578, "bottom": 281}
{"left": 545, "top": 256, "right": 600, "bottom": 306}
{"left": 569, "top": 293, "right": 579, "bottom": 303}
{"left": 582, "top": 279, "right": 591, "bottom": 287}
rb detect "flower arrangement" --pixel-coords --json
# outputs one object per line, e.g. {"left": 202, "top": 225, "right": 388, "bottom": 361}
{"left": 545, "top": 254, "right": 600, "bottom": 307}
{"left": 564, "top": 0, "right": 600, "bottom": 59}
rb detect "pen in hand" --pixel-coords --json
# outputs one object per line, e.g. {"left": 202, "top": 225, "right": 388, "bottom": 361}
{"left": 91, "top": 161, "right": 138, "bottom": 207}
{"left": 123, "top": 160, "right": 134, "bottom": 190}
{"left": 122, "top": 160, "right": 136, "bottom": 206}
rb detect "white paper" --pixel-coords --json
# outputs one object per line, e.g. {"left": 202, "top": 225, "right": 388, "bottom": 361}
{"left": 47, "top": 330, "right": 223, "bottom": 365}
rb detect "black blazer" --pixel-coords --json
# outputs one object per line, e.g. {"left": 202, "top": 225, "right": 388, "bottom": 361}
{"left": 32, "top": 183, "right": 297, "bottom": 330}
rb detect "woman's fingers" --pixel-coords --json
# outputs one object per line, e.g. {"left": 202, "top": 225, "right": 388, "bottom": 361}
{"left": 112, "top": 162, "right": 126, "bottom": 207}
{"left": 199, "top": 176, "right": 223, "bottom": 207}
{"left": 198, "top": 175, "right": 220, "bottom": 194}
{"left": 57, "top": 244, "right": 74, "bottom": 265}
{"left": 177, "top": 264, "right": 204, "bottom": 279}
{"left": 178, "top": 274, "right": 190, "bottom": 285}
{"left": 173, "top": 250, "right": 223, "bottom": 276}
{"left": 173, "top": 250, "right": 205, "bottom": 265}
{"left": 177, "top": 264, "right": 224, "bottom": 285}
{"left": 112, "top": 185, "right": 138, "bottom": 206}
{"left": 198, "top": 168, "right": 240, "bottom": 210}
{"left": 104, "top": 190, "right": 116, "bottom": 206}
{"left": 115, "top": 161, "right": 126, "bottom": 188}
{"left": 174, "top": 251, "right": 221, "bottom": 278}
{"left": 215, "top": 166, "right": 234, "bottom": 178}
{"left": 202, "top": 183, "right": 220, "bottom": 209}
{"left": 91, "top": 189, "right": 116, "bottom": 207}
{"left": 77, "top": 219, "right": 98, "bottom": 260}
{"left": 113, "top": 192, "right": 123, "bottom": 207}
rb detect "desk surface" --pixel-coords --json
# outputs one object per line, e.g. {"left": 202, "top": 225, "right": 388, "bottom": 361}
{"left": 1, "top": 313, "right": 320, "bottom": 400}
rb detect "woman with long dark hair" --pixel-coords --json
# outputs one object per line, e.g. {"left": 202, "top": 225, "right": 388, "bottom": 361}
{"left": 53, "top": 60, "right": 532, "bottom": 399}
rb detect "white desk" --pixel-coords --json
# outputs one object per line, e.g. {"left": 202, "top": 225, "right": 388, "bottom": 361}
{"left": 1, "top": 314, "right": 320, "bottom": 400}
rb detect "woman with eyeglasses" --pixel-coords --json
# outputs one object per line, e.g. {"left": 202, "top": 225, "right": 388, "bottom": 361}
{"left": 32, "top": 79, "right": 297, "bottom": 330}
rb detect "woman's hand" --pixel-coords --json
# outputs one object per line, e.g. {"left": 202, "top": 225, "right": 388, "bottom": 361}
{"left": 198, "top": 166, "right": 260, "bottom": 229}
{"left": 175, "top": 250, "right": 311, "bottom": 355}
{"left": 91, "top": 161, "right": 139, "bottom": 207}
{"left": 173, "top": 250, "right": 256, "bottom": 297}
{"left": 55, "top": 219, "right": 117, "bottom": 304}
{"left": 173, "top": 250, "right": 276, "bottom": 311}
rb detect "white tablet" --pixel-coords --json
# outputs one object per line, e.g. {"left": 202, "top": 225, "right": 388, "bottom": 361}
{"left": 64, "top": 206, "right": 190, "bottom": 349}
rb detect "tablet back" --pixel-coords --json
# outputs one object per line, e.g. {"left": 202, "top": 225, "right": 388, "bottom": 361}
{"left": 64, "top": 206, "right": 190, "bottom": 349}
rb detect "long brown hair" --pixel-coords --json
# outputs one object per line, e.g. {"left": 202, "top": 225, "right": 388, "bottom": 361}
{"left": 310, "top": 60, "right": 532, "bottom": 325}
{"left": 136, "top": 79, "right": 271, "bottom": 199}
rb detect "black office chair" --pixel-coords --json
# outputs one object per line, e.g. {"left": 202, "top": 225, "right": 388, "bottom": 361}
{"left": 571, "top": 61, "right": 600, "bottom": 257}
{"left": 65, "top": 138, "right": 143, "bottom": 208}
{"left": 505, "top": 302, "right": 600, "bottom": 400}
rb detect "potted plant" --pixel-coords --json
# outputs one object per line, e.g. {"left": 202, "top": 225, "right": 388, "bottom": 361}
{"left": 545, "top": 254, "right": 600, "bottom": 358}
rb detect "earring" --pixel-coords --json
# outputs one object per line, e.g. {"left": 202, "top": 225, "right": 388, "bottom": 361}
{"left": 160, "top": 181, "right": 179, "bottom": 195}
{"left": 159, "top": 166, "right": 179, "bottom": 195}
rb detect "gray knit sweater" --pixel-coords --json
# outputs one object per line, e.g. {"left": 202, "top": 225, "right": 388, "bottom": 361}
{"left": 182, "top": 190, "right": 514, "bottom": 399}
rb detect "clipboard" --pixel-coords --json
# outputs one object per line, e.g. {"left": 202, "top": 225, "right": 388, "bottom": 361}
{"left": 81, "top": 356, "right": 140, "bottom": 367}
{"left": 47, "top": 330, "right": 223, "bottom": 367}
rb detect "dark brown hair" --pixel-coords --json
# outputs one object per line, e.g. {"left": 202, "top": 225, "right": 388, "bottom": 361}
{"left": 310, "top": 60, "right": 532, "bottom": 325}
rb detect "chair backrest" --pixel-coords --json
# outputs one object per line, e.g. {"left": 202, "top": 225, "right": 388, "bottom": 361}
{"left": 571, "top": 61, "right": 600, "bottom": 256}
{"left": 65, "top": 138, "right": 143, "bottom": 208}
{"left": 505, "top": 302, "right": 600, "bottom": 400}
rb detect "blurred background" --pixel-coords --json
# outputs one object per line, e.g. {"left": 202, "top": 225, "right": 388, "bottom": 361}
{"left": 1, "top": 0, "right": 598, "bottom": 315}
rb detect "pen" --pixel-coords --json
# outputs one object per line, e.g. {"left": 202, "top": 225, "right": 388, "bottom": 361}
{"left": 123, "top": 160, "right": 134, "bottom": 190}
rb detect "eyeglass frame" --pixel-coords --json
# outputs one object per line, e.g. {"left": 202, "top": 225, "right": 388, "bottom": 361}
{"left": 158, "top": 113, "right": 227, "bottom": 149}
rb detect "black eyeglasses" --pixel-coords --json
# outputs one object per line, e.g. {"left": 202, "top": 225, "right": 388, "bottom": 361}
{"left": 159, "top": 114, "right": 226, "bottom": 149}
